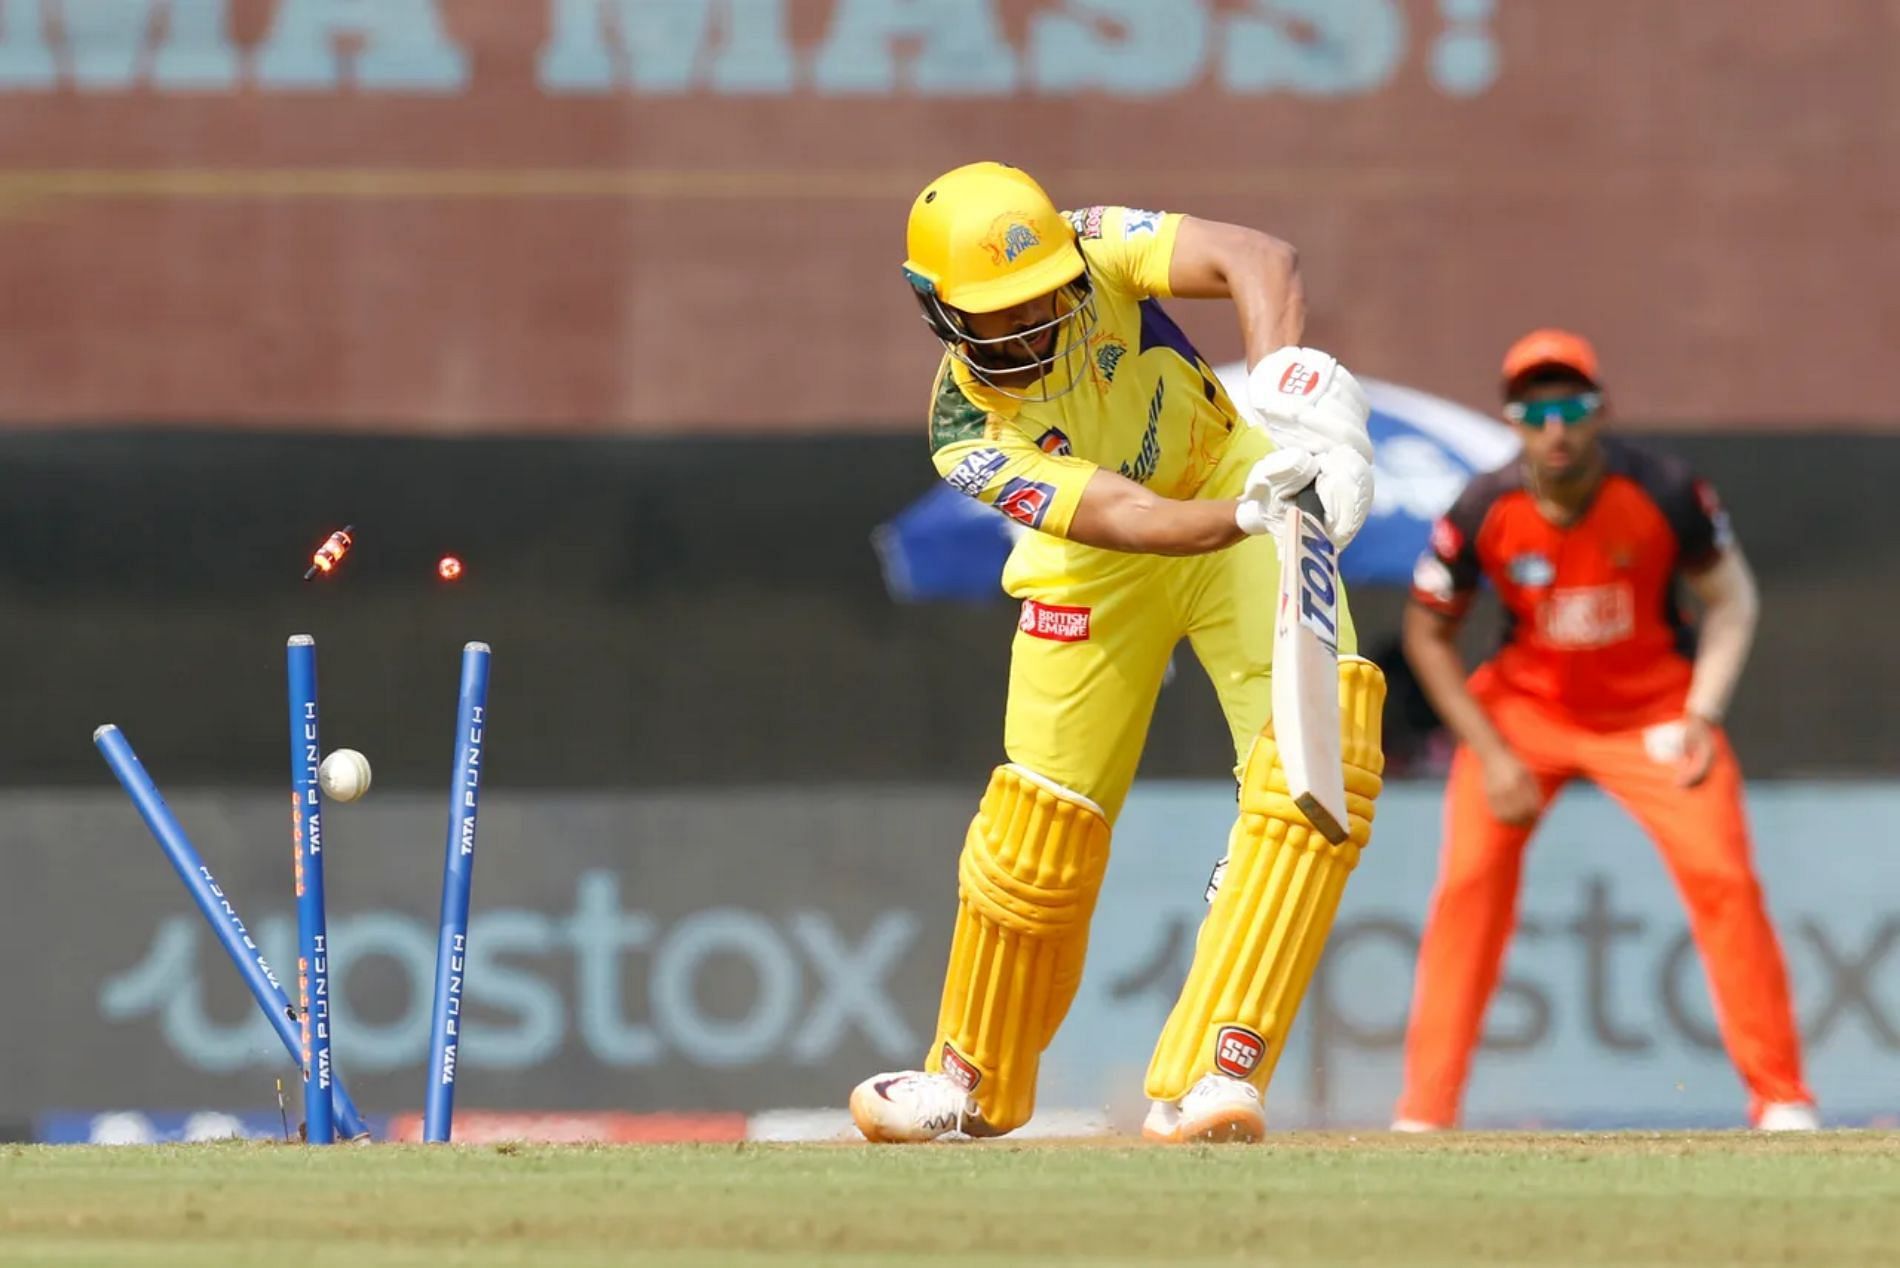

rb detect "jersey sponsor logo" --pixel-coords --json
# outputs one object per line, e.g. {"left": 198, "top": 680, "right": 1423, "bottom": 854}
{"left": 995, "top": 477, "right": 1057, "bottom": 529}
{"left": 1538, "top": 583, "right": 1635, "bottom": 649}
{"left": 1123, "top": 208, "right": 1163, "bottom": 238}
{"left": 1507, "top": 552, "right": 1555, "bottom": 586}
{"left": 1276, "top": 361, "right": 1323, "bottom": 397}
{"left": 982, "top": 216, "right": 1041, "bottom": 265}
{"left": 938, "top": 1042, "right": 982, "bottom": 1092}
{"left": 1118, "top": 379, "right": 1165, "bottom": 484}
{"left": 1412, "top": 553, "right": 1457, "bottom": 606}
{"left": 944, "top": 447, "right": 1007, "bottom": 497}
{"left": 1430, "top": 516, "right": 1464, "bottom": 561}
{"left": 1213, "top": 1025, "right": 1266, "bottom": 1079}
{"left": 1018, "top": 599, "right": 1091, "bottom": 643}
{"left": 1035, "top": 427, "right": 1072, "bottom": 456}
{"left": 1064, "top": 205, "right": 1108, "bottom": 241}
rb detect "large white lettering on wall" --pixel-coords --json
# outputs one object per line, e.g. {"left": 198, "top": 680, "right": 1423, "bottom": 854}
{"left": 0, "top": 0, "right": 1498, "bottom": 97}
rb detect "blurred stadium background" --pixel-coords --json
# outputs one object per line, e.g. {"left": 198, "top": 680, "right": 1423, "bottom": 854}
{"left": 2, "top": 0, "right": 1896, "bottom": 1145}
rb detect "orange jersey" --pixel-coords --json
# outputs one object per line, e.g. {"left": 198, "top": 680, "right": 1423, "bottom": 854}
{"left": 1411, "top": 437, "right": 1733, "bottom": 729}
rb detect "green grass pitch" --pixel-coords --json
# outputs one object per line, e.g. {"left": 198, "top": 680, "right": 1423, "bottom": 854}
{"left": 4, "top": 1134, "right": 1899, "bottom": 1266}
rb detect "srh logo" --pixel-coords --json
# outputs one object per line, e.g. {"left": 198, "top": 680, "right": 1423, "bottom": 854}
{"left": 1213, "top": 1025, "right": 1266, "bottom": 1079}
{"left": 1277, "top": 363, "right": 1322, "bottom": 397}
{"left": 939, "top": 1042, "right": 982, "bottom": 1091}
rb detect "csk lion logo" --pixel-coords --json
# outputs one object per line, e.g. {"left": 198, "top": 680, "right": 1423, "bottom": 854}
{"left": 1089, "top": 333, "right": 1128, "bottom": 389}
{"left": 982, "top": 215, "right": 1042, "bottom": 266}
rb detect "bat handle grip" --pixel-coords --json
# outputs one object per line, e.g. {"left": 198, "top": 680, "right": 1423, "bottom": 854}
{"left": 1294, "top": 484, "right": 1325, "bottom": 520}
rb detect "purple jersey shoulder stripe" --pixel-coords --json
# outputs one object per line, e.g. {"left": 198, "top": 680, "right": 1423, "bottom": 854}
{"left": 1137, "top": 299, "right": 1206, "bottom": 367}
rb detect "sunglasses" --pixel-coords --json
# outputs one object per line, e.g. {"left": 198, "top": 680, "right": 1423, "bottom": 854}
{"left": 1504, "top": 391, "right": 1603, "bottom": 428}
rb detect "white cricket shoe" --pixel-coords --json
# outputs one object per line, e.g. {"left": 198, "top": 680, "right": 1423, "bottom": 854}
{"left": 1142, "top": 1074, "right": 1265, "bottom": 1144}
{"left": 1757, "top": 1102, "right": 1820, "bottom": 1132}
{"left": 849, "top": 1071, "right": 981, "bottom": 1143}
{"left": 1390, "top": 1118, "right": 1447, "bottom": 1133}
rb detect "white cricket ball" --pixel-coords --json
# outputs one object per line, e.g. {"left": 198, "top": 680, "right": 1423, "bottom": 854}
{"left": 318, "top": 748, "right": 373, "bottom": 803}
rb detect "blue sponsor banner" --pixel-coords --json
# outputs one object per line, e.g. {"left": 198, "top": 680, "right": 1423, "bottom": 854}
{"left": 1043, "top": 781, "right": 1900, "bottom": 1130}
{"left": 35, "top": 783, "right": 1900, "bottom": 1133}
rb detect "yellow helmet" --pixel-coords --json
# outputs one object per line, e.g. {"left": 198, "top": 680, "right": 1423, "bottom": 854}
{"left": 904, "top": 162, "right": 1083, "bottom": 313}
{"left": 902, "top": 162, "right": 1097, "bottom": 400}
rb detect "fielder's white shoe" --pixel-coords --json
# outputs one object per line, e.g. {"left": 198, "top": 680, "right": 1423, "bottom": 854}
{"left": 1143, "top": 1074, "right": 1265, "bottom": 1144}
{"left": 849, "top": 1071, "right": 982, "bottom": 1143}
{"left": 1390, "top": 1118, "right": 1447, "bottom": 1133}
{"left": 1756, "top": 1102, "right": 1820, "bottom": 1132}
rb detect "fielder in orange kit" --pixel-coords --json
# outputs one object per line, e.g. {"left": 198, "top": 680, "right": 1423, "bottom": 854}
{"left": 1394, "top": 329, "right": 1816, "bottom": 1131}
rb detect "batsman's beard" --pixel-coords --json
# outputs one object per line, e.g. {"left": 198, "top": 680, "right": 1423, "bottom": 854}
{"left": 946, "top": 279, "right": 1099, "bottom": 403}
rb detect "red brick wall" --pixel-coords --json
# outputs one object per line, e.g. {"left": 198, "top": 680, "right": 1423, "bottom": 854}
{"left": 0, "top": 0, "right": 1890, "bottom": 432}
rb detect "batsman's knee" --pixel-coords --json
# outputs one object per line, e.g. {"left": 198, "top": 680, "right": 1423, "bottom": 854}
{"left": 1241, "top": 656, "right": 1385, "bottom": 846}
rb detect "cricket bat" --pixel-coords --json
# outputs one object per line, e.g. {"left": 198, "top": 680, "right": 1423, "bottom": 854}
{"left": 1272, "top": 486, "right": 1349, "bottom": 844}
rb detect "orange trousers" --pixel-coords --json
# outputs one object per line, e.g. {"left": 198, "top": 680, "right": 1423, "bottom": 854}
{"left": 1396, "top": 684, "right": 1812, "bottom": 1126}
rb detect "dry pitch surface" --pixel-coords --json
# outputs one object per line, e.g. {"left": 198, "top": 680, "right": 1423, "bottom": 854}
{"left": 4, "top": 1133, "right": 1899, "bottom": 1266}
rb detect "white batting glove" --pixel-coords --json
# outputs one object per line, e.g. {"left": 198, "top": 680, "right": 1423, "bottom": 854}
{"left": 1313, "top": 446, "right": 1374, "bottom": 550}
{"left": 1234, "top": 447, "right": 1319, "bottom": 537}
{"left": 1246, "top": 347, "right": 1374, "bottom": 463}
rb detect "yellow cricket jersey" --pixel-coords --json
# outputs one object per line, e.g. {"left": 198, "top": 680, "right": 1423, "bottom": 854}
{"left": 927, "top": 205, "right": 1246, "bottom": 539}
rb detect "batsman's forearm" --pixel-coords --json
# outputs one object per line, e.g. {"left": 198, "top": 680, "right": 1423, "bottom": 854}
{"left": 1170, "top": 220, "right": 1305, "bottom": 361}
{"left": 1686, "top": 590, "right": 1757, "bottom": 723}
{"left": 1403, "top": 607, "right": 1512, "bottom": 761}
{"left": 1112, "top": 497, "right": 1248, "bottom": 556}
{"left": 1067, "top": 470, "right": 1248, "bottom": 556}
{"left": 1235, "top": 239, "right": 1306, "bottom": 364}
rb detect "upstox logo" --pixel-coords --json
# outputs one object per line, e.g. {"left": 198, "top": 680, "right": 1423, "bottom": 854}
{"left": 99, "top": 872, "right": 921, "bottom": 1075}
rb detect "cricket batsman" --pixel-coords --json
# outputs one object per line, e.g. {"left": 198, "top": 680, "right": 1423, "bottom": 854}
{"left": 849, "top": 161, "right": 1387, "bottom": 1144}
{"left": 1393, "top": 329, "right": 1817, "bottom": 1131}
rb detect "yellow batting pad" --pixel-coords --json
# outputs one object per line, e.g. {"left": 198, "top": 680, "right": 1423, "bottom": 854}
{"left": 927, "top": 764, "right": 1111, "bottom": 1133}
{"left": 1145, "top": 657, "right": 1386, "bottom": 1102}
